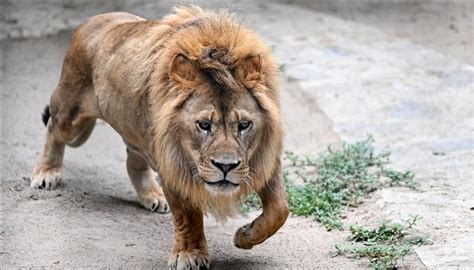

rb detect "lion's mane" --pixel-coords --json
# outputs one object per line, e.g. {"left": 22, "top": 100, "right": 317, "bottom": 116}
{"left": 146, "top": 6, "right": 282, "bottom": 219}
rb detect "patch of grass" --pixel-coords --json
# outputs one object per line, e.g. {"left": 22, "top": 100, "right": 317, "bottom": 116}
{"left": 243, "top": 136, "right": 417, "bottom": 229}
{"left": 240, "top": 192, "right": 261, "bottom": 213}
{"left": 242, "top": 136, "right": 426, "bottom": 268}
{"left": 334, "top": 216, "right": 431, "bottom": 269}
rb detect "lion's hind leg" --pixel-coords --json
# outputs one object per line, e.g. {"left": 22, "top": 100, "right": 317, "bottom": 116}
{"left": 31, "top": 91, "right": 97, "bottom": 189}
{"left": 31, "top": 122, "right": 65, "bottom": 189}
{"left": 126, "top": 149, "right": 170, "bottom": 213}
{"left": 67, "top": 118, "right": 96, "bottom": 147}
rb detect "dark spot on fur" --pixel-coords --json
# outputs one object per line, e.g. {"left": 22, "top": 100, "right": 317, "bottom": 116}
{"left": 69, "top": 105, "right": 80, "bottom": 120}
{"left": 250, "top": 220, "right": 255, "bottom": 229}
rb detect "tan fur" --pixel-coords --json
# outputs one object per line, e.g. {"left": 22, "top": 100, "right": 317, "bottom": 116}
{"left": 31, "top": 6, "right": 288, "bottom": 269}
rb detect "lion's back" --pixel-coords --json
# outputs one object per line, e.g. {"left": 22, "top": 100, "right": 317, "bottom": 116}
{"left": 74, "top": 12, "right": 145, "bottom": 46}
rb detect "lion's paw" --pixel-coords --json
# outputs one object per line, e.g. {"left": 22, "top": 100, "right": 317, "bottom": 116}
{"left": 168, "top": 249, "right": 210, "bottom": 270}
{"left": 234, "top": 223, "right": 255, "bottom": 249}
{"left": 31, "top": 166, "right": 63, "bottom": 190}
{"left": 138, "top": 187, "right": 170, "bottom": 213}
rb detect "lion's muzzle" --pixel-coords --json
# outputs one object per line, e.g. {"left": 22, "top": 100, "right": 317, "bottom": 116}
{"left": 210, "top": 155, "right": 240, "bottom": 176}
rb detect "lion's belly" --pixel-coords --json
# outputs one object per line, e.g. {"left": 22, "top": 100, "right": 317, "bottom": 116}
{"left": 123, "top": 140, "right": 158, "bottom": 172}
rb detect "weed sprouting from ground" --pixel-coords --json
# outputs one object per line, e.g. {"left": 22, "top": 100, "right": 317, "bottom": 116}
{"left": 334, "top": 216, "right": 431, "bottom": 269}
{"left": 242, "top": 136, "right": 426, "bottom": 269}
{"left": 243, "top": 136, "right": 417, "bottom": 229}
{"left": 240, "top": 192, "right": 261, "bottom": 213}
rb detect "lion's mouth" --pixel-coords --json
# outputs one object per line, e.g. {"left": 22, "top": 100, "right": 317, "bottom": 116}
{"left": 204, "top": 179, "right": 239, "bottom": 188}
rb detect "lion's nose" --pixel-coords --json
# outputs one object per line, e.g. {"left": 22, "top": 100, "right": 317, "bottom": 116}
{"left": 211, "top": 156, "right": 240, "bottom": 175}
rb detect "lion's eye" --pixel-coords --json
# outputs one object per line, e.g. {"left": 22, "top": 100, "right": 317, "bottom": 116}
{"left": 238, "top": 121, "right": 252, "bottom": 132}
{"left": 197, "top": 120, "right": 211, "bottom": 132}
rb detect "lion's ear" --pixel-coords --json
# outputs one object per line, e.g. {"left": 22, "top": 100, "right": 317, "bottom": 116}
{"left": 235, "top": 54, "right": 262, "bottom": 84}
{"left": 170, "top": 54, "right": 200, "bottom": 85}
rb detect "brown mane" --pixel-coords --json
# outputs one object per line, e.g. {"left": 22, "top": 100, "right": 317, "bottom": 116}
{"left": 148, "top": 6, "right": 282, "bottom": 218}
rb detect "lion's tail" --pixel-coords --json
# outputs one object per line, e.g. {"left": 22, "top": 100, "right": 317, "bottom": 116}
{"left": 42, "top": 105, "right": 50, "bottom": 126}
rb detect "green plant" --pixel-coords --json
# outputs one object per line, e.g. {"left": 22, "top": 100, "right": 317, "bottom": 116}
{"left": 243, "top": 136, "right": 417, "bottom": 229}
{"left": 240, "top": 192, "right": 261, "bottom": 213}
{"left": 242, "top": 137, "right": 426, "bottom": 268}
{"left": 335, "top": 216, "right": 431, "bottom": 269}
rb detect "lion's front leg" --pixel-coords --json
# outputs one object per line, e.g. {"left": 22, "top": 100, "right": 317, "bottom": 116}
{"left": 234, "top": 161, "right": 289, "bottom": 249}
{"left": 165, "top": 191, "right": 210, "bottom": 270}
{"left": 126, "top": 149, "right": 169, "bottom": 213}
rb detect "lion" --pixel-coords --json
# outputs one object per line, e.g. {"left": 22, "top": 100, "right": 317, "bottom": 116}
{"left": 31, "top": 6, "right": 289, "bottom": 269}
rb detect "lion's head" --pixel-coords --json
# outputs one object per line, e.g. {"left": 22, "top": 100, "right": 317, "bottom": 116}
{"left": 150, "top": 6, "right": 282, "bottom": 218}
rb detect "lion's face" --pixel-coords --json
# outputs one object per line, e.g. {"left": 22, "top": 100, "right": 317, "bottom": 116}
{"left": 178, "top": 85, "right": 263, "bottom": 194}
{"left": 149, "top": 14, "right": 282, "bottom": 219}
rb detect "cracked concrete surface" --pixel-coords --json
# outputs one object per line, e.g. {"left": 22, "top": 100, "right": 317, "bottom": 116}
{"left": 1, "top": 1, "right": 473, "bottom": 269}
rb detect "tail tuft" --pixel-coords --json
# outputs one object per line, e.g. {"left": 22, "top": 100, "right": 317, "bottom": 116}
{"left": 42, "top": 105, "right": 50, "bottom": 126}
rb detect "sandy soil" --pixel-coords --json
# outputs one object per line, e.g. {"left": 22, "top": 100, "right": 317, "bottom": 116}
{"left": 292, "top": 0, "right": 474, "bottom": 65}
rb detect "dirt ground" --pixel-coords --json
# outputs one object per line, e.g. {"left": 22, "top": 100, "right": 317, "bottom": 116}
{"left": 1, "top": 1, "right": 473, "bottom": 269}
